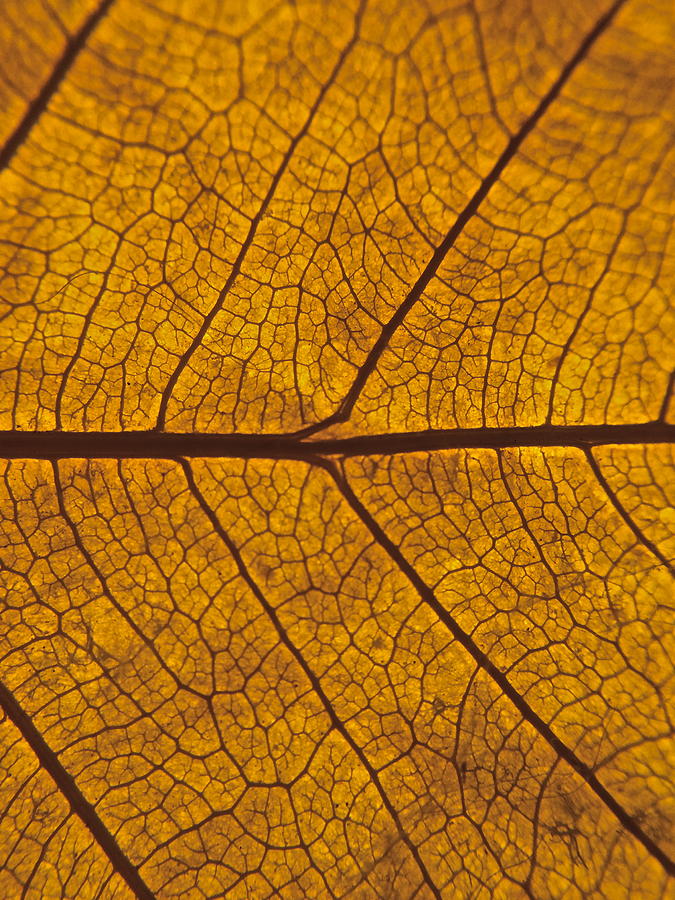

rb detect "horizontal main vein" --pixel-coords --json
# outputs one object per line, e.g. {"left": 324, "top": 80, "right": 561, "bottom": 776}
{"left": 322, "top": 459, "right": 675, "bottom": 877}
{"left": 0, "top": 680, "right": 156, "bottom": 900}
{"left": 0, "top": 422, "right": 672, "bottom": 459}
{"left": 0, "top": 0, "right": 115, "bottom": 173}
{"left": 295, "top": 0, "right": 627, "bottom": 438}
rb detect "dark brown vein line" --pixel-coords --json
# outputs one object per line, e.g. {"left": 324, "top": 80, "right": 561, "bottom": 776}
{"left": 321, "top": 458, "right": 675, "bottom": 876}
{"left": 178, "top": 458, "right": 443, "bottom": 900}
{"left": 0, "top": 680, "right": 156, "bottom": 900}
{"left": 0, "top": 0, "right": 115, "bottom": 173}
{"left": 154, "top": 0, "right": 367, "bottom": 431}
{"left": 295, "top": 0, "right": 627, "bottom": 438}
{"left": 658, "top": 371, "right": 674, "bottom": 422}
{"left": 0, "top": 421, "right": 672, "bottom": 459}
{"left": 585, "top": 448, "right": 673, "bottom": 573}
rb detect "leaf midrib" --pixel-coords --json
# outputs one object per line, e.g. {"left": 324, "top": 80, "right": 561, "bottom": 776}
{"left": 1, "top": 422, "right": 672, "bottom": 459}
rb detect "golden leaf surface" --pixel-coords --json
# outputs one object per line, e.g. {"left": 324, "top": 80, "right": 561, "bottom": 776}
{"left": 0, "top": 0, "right": 673, "bottom": 898}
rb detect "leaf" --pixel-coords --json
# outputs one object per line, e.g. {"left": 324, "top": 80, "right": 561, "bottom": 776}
{"left": 0, "top": 0, "right": 673, "bottom": 898}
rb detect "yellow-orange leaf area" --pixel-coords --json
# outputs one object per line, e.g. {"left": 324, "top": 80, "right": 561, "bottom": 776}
{"left": 0, "top": 0, "right": 673, "bottom": 899}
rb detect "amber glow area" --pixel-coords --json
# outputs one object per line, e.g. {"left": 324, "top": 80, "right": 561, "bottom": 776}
{"left": 0, "top": 0, "right": 673, "bottom": 897}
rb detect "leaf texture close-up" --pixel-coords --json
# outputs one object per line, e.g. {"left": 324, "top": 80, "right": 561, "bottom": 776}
{"left": 0, "top": 0, "right": 673, "bottom": 897}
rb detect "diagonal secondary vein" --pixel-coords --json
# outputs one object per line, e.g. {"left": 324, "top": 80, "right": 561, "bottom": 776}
{"left": 154, "top": 0, "right": 367, "bottom": 430}
{"left": 0, "top": 422, "right": 672, "bottom": 459}
{"left": 0, "top": 680, "right": 156, "bottom": 900}
{"left": 0, "top": 0, "right": 115, "bottom": 173}
{"left": 296, "top": 0, "right": 628, "bottom": 437}
{"left": 180, "top": 459, "right": 443, "bottom": 899}
{"left": 320, "top": 458, "right": 675, "bottom": 876}
{"left": 585, "top": 448, "right": 673, "bottom": 573}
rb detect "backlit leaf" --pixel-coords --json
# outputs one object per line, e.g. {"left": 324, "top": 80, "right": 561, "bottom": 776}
{"left": 0, "top": 0, "right": 673, "bottom": 897}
